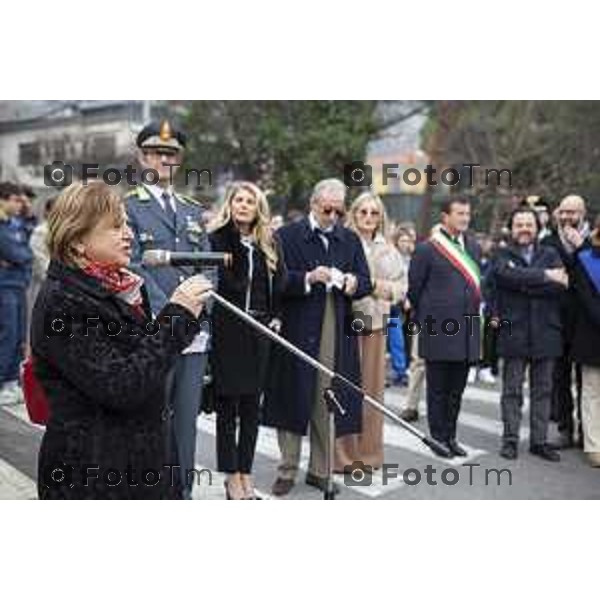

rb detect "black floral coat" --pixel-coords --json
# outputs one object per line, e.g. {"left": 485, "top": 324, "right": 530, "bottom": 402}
{"left": 31, "top": 260, "right": 200, "bottom": 499}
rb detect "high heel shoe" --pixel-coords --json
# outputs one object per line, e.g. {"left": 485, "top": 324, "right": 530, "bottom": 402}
{"left": 224, "top": 479, "right": 244, "bottom": 500}
{"left": 240, "top": 476, "right": 262, "bottom": 500}
{"left": 225, "top": 476, "right": 246, "bottom": 500}
{"left": 224, "top": 482, "right": 233, "bottom": 500}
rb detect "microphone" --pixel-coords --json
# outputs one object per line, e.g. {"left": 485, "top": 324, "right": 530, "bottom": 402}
{"left": 142, "top": 250, "right": 231, "bottom": 267}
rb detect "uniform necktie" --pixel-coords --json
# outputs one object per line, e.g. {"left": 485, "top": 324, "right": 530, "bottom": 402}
{"left": 161, "top": 191, "right": 176, "bottom": 228}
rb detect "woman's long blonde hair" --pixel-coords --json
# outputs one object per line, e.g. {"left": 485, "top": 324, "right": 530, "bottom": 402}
{"left": 209, "top": 181, "right": 278, "bottom": 272}
{"left": 347, "top": 191, "right": 389, "bottom": 240}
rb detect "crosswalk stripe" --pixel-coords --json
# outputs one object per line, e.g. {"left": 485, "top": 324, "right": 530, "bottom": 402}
{"left": 402, "top": 406, "right": 530, "bottom": 439}
{"left": 196, "top": 414, "right": 489, "bottom": 498}
{"left": 386, "top": 384, "right": 530, "bottom": 408}
{"left": 2, "top": 391, "right": 505, "bottom": 499}
{"left": 0, "top": 457, "right": 36, "bottom": 500}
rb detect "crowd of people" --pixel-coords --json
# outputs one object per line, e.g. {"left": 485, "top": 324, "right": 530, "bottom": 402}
{"left": 1, "top": 119, "right": 599, "bottom": 500}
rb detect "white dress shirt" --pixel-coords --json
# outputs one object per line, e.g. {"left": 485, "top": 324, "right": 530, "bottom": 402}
{"left": 143, "top": 183, "right": 177, "bottom": 213}
{"left": 304, "top": 212, "right": 342, "bottom": 294}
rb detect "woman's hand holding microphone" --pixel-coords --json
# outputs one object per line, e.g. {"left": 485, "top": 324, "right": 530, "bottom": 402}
{"left": 170, "top": 275, "right": 214, "bottom": 318}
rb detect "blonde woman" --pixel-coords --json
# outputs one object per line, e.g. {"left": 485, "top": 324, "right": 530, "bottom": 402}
{"left": 209, "top": 181, "right": 286, "bottom": 499}
{"left": 335, "top": 192, "right": 406, "bottom": 471}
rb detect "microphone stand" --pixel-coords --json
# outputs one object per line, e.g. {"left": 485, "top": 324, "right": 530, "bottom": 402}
{"left": 208, "top": 290, "right": 449, "bottom": 498}
{"left": 323, "top": 388, "right": 344, "bottom": 500}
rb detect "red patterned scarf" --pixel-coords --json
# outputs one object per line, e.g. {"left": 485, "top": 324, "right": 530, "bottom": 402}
{"left": 82, "top": 261, "right": 145, "bottom": 317}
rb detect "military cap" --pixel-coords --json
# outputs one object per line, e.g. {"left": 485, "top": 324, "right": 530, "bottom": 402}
{"left": 136, "top": 119, "right": 186, "bottom": 152}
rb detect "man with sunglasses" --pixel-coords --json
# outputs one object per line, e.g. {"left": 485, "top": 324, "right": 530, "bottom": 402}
{"left": 125, "top": 120, "right": 212, "bottom": 499}
{"left": 263, "top": 178, "right": 372, "bottom": 497}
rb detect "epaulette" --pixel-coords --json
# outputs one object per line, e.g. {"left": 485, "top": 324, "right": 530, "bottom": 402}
{"left": 177, "top": 193, "right": 201, "bottom": 207}
{"left": 124, "top": 185, "right": 151, "bottom": 202}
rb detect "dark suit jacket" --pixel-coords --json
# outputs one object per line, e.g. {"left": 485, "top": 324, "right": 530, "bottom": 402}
{"left": 492, "top": 242, "right": 565, "bottom": 358}
{"left": 542, "top": 230, "right": 589, "bottom": 340}
{"left": 407, "top": 230, "right": 482, "bottom": 363}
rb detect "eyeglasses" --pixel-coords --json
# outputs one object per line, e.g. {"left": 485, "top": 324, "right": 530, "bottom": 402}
{"left": 322, "top": 206, "right": 345, "bottom": 217}
{"left": 358, "top": 209, "right": 380, "bottom": 217}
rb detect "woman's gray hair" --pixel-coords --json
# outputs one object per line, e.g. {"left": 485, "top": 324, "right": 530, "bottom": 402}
{"left": 310, "top": 178, "right": 347, "bottom": 204}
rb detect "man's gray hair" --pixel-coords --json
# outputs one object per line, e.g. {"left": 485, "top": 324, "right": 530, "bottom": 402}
{"left": 310, "top": 178, "right": 347, "bottom": 204}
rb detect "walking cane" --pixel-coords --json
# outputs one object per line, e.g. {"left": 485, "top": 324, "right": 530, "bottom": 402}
{"left": 208, "top": 290, "right": 449, "bottom": 498}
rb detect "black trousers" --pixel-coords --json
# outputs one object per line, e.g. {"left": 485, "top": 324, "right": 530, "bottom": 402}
{"left": 425, "top": 361, "right": 470, "bottom": 443}
{"left": 481, "top": 316, "right": 499, "bottom": 374}
{"left": 216, "top": 394, "right": 261, "bottom": 474}
{"left": 552, "top": 351, "right": 582, "bottom": 438}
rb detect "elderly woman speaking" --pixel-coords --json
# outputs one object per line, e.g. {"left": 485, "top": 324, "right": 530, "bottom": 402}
{"left": 31, "top": 182, "right": 212, "bottom": 499}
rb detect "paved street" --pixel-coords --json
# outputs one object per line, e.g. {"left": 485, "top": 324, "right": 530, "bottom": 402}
{"left": 1, "top": 381, "right": 599, "bottom": 500}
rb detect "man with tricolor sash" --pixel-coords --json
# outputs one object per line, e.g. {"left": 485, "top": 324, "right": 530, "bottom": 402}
{"left": 407, "top": 197, "right": 482, "bottom": 458}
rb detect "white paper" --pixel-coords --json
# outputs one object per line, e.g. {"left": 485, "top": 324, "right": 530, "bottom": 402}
{"left": 327, "top": 267, "right": 345, "bottom": 292}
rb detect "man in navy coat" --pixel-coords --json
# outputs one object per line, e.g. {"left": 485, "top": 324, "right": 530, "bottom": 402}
{"left": 263, "top": 178, "right": 372, "bottom": 496}
{"left": 492, "top": 206, "right": 566, "bottom": 461}
{"left": 407, "top": 197, "right": 482, "bottom": 458}
{"left": 125, "top": 120, "right": 212, "bottom": 499}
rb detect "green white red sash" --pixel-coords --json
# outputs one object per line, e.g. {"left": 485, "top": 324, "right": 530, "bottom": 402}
{"left": 430, "top": 229, "right": 481, "bottom": 301}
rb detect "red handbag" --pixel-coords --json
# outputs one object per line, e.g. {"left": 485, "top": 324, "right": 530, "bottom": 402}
{"left": 20, "top": 355, "right": 50, "bottom": 426}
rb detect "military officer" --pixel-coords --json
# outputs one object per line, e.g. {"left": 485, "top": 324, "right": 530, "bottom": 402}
{"left": 125, "top": 120, "right": 212, "bottom": 499}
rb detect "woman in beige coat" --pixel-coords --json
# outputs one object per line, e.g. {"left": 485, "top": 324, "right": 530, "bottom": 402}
{"left": 335, "top": 192, "right": 406, "bottom": 471}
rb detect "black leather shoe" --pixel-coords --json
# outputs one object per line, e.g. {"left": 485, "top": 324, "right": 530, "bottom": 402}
{"left": 429, "top": 439, "right": 454, "bottom": 458}
{"left": 305, "top": 473, "right": 340, "bottom": 495}
{"left": 448, "top": 439, "right": 467, "bottom": 457}
{"left": 529, "top": 444, "right": 561, "bottom": 462}
{"left": 500, "top": 442, "right": 518, "bottom": 460}
{"left": 399, "top": 408, "right": 419, "bottom": 422}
